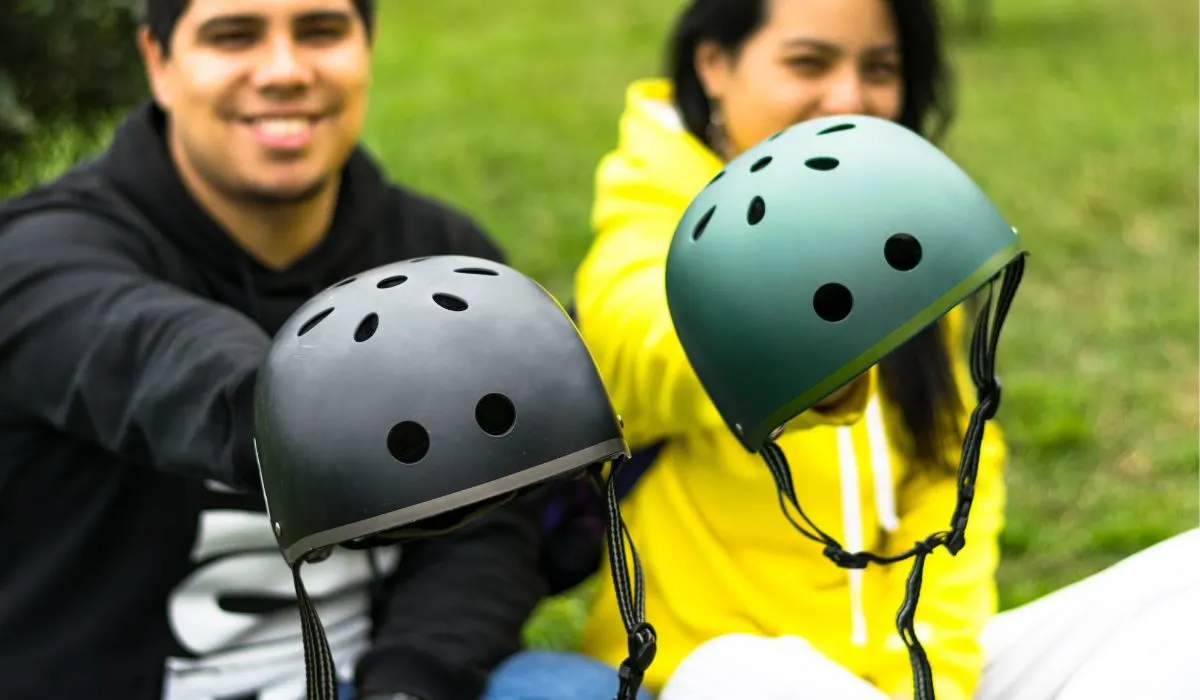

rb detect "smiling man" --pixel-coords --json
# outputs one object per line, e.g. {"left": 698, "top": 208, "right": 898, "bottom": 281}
{"left": 0, "top": 2, "right": 546, "bottom": 699}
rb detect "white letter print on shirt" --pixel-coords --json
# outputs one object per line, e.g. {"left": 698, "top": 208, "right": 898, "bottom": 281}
{"left": 162, "top": 482, "right": 400, "bottom": 700}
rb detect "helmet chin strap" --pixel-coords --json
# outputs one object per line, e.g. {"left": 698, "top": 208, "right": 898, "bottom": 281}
{"left": 759, "top": 253, "right": 1026, "bottom": 700}
{"left": 592, "top": 457, "right": 657, "bottom": 700}
{"left": 291, "top": 553, "right": 341, "bottom": 700}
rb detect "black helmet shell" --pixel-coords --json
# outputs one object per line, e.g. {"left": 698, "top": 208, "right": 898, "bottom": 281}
{"left": 253, "top": 255, "right": 628, "bottom": 564}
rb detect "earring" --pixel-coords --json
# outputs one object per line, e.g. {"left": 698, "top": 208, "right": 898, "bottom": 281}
{"left": 707, "top": 103, "right": 732, "bottom": 161}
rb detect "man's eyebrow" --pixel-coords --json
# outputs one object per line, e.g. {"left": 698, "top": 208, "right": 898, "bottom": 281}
{"left": 193, "top": 10, "right": 352, "bottom": 35}
{"left": 195, "top": 14, "right": 265, "bottom": 35}
{"left": 296, "top": 10, "right": 353, "bottom": 24}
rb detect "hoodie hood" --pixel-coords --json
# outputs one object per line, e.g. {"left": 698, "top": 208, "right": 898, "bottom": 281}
{"left": 0, "top": 100, "right": 504, "bottom": 338}
{"left": 590, "top": 80, "right": 725, "bottom": 235}
{"left": 96, "top": 102, "right": 389, "bottom": 332}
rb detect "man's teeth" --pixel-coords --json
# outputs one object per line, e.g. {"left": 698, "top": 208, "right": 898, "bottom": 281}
{"left": 254, "top": 118, "right": 311, "bottom": 137}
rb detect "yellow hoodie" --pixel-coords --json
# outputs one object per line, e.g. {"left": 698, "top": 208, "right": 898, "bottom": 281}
{"left": 573, "top": 79, "right": 1008, "bottom": 700}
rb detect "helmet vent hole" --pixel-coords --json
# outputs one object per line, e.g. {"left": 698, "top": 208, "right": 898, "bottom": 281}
{"left": 692, "top": 206, "right": 716, "bottom": 241}
{"left": 408, "top": 257, "right": 431, "bottom": 263}
{"left": 333, "top": 277, "right": 356, "bottom": 287}
{"left": 750, "top": 156, "right": 773, "bottom": 172}
{"left": 297, "top": 307, "right": 334, "bottom": 336}
{"left": 805, "top": 157, "right": 839, "bottom": 171}
{"left": 387, "top": 421, "right": 430, "bottom": 464}
{"left": 884, "top": 233, "right": 923, "bottom": 271}
{"left": 768, "top": 130, "right": 784, "bottom": 141}
{"left": 747, "top": 196, "right": 766, "bottom": 225}
{"left": 817, "top": 123, "right": 855, "bottom": 135}
{"left": 709, "top": 171, "right": 725, "bottom": 185}
{"left": 455, "top": 267, "right": 499, "bottom": 276}
{"left": 433, "top": 293, "right": 468, "bottom": 311}
{"left": 813, "top": 283, "right": 853, "bottom": 323}
{"left": 377, "top": 275, "right": 408, "bottom": 288}
{"left": 476, "top": 393, "right": 517, "bottom": 436}
{"left": 354, "top": 313, "right": 379, "bottom": 342}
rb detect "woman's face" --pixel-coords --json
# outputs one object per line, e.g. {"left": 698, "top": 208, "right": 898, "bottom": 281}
{"left": 695, "top": 0, "right": 904, "bottom": 159}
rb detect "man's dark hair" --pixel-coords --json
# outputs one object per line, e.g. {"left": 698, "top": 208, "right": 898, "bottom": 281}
{"left": 142, "top": 0, "right": 376, "bottom": 55}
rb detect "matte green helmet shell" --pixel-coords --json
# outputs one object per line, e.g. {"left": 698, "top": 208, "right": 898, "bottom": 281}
{"left": 664, "top": 114, "right": 1026, "bottom": 452}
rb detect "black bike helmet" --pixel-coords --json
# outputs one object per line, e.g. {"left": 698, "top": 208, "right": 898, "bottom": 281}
{"left": 255, "top": 255, "right": 655, "bottom": 700}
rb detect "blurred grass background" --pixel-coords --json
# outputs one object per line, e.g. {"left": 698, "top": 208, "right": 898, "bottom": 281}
{"left": 2, "top": 0, "right": 1196, "bottom": 650}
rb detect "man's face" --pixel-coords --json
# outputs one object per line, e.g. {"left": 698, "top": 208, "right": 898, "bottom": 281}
{"left": 141, "top": 0, "right": 372, "bottom": 203}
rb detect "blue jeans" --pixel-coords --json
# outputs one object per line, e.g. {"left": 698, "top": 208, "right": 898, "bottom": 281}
{"left": 480, "top": 650, "right": 655, "bottom": 700}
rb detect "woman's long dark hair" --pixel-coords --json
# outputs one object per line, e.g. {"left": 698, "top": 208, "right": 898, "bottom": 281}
{"left": 667, "top": 0, "right": 963, "bottom": 469}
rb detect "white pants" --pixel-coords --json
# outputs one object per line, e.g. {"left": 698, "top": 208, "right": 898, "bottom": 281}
{"left": 977, "top": 526, "right": 1200, "bottom": 700}
{"left": 660, "top": 528, "right": 1200, "bottom": 700}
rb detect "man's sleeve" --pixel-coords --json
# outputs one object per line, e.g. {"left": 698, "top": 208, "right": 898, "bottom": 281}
{"left": 354, "top": 495, "right": 547, "bottom": 700}
{"left": 0, "top": 211, "right": 270, "bottom": 490}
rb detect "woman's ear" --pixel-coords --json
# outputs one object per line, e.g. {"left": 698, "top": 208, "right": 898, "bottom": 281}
{"left": 694, "top": 39, "right": 733, "bottom": 103}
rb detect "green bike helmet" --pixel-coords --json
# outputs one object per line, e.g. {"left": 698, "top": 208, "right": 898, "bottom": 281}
{"left": 666, "top": 114, "right": 1023, "bottom": 452}
{"left": 254, "top": 256, "right": 655, "bottom": 700}
{"left": 664, "top": 115, "right": 1028, "bottom": 700}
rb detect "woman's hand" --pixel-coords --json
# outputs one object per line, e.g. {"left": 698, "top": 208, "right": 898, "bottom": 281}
{"left": 813, "top": 381, "right": 859, "bottom": 410}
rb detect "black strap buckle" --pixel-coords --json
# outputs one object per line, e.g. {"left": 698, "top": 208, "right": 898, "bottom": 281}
{"left": 977, "top": 377, "right": 1002, "bottom": 420}
{"left": 824, "top": 544, "right": 869, "bottom": 569}
{"left": 945, "top": 527, "right": 967, "bottom": 555}
{"left": 623, "top": 622, "right": 657, "bottom": 673}
{"left": 616, "top": 623, "right": 656, "bottom": 698}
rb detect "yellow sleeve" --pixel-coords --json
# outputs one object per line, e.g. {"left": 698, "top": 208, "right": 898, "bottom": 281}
{"left": 573, "top": 155, "right": 867, "bottom": 450}
{"left": 871, "top": 308, "right": 1008, "bottom": 700}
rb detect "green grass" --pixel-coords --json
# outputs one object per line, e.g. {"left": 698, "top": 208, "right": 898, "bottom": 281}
{"left": 3, "top": 0, "right": 1196, "bottom": 650}
{"left": 1, "top": 115, "right": 122, "bottom": 196}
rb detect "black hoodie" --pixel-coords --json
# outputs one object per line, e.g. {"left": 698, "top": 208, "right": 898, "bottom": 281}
{"left": 0, "top": 103, "right": 547, "bottom": 700}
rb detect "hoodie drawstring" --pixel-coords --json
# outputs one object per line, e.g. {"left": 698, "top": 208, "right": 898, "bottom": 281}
{"left": 836, "top": 425, "right": 868, "bottom": 647}
{"left": 866, "top": 398, "right": 900, "bottom": 534}
{"left": 836, "top": 395, "right": 899, "bottom": 648}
